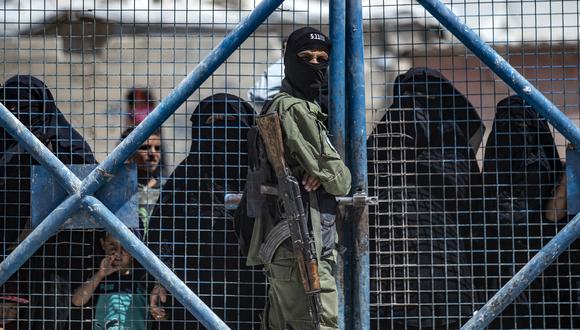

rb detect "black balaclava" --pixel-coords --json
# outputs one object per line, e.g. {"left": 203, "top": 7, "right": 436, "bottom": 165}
{"left": 283, "top": 27, "right": 332, "bottom": 101}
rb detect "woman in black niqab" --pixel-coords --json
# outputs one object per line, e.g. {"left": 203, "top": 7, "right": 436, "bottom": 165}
{"left": 1, "top": 75, "right": 96, "bottom": 256}
{"left": 0, "top": 75, "right": 96, "bottom": 329}
{"left": 368, "top": 68, "right": 482, "bottom": 329}
{"left": 482, "top": 95, "right": 569, "bottom": 329}
{"left": 148, "top": 93, "right": 265, "bottom": 329}
{"left": 0, "top": 75, "right": 95, "bottom": 165}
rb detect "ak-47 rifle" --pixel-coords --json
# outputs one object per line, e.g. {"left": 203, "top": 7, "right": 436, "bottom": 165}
{"left": 256, "top": 112, "right": 323, "bottom": 329}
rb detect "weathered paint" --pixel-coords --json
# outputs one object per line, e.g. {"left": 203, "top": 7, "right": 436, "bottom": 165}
{"left": 329, "top": 0, "right": 346, "bottom": 159}
{"left": 0, "top": 102, "right": 86, "bottom": 284}
{"left": 31, "top": 164, "right": 138, "bottom": 229}
{"left": 346, "top": 0, "right": 369, "bottom": 329}
{"left": 329, "top": 7, "right": 347, "bottom": 325}
{"left": 567, "top": 148, "right": 580, "bottom": 215}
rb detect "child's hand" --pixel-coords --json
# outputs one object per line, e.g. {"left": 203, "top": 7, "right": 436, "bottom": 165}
{"left": 97, "top": 255, "right": 122, "bottom": 278}
{"left": 150, "top": 284, "right": 168, "bottom": 321}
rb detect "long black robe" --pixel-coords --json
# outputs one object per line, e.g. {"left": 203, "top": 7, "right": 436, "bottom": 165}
{"left": 368, "top": 68, "right": 483, "bottom": 329}
{"left": 148, "top": 93, "right": 266, "bottom": 329}
{"left": 0, "top": 75, "right": 96, "bottom": 329}
{"left": 481, "top": 95, "right": 576, "bottom": 329}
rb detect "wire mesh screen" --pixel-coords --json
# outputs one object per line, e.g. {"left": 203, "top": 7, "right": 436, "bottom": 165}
{"left": 366, "top": 0, "right": 579, "bottom": 329}
{"left": 0, "top": 1, "right": 332, "bottom": 328}
{"left": 2, "top": 0, "right": 580, "bottom": 328}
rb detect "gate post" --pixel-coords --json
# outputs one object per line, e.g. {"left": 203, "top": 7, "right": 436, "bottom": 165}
{"left": 329, "top": 1, "right": 347, "bottom": 328}
{"left": 346, "top": 0, "right": 369, "bottom": 328}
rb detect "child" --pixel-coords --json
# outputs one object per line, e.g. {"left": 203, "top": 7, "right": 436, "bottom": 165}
{"left": 72, "top": 232, "right": 160, "bottom": 329}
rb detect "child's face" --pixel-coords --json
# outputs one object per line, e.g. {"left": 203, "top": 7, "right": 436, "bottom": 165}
{"left": 0, "top": 301, "right": 18, "bottom": 324}
{"left": 100, "top": 235, "right": 133, "bottom": 269}
{"left": 133, "top": 134, "right": 161, "bottom": 176}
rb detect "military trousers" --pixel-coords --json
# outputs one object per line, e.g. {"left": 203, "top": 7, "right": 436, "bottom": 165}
{"left": 261, "top": 246, "right": 338, "bottom": 330}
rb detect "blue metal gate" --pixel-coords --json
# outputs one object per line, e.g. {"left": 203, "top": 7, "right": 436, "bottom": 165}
{"left": 1, "top": 0, "right": 580, "bottom": 329}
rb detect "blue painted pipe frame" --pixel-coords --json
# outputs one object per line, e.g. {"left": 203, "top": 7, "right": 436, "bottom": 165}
{"left": 0, "top": 0, "right": 284, "bottom": 328}
{"left": 415, "top": 0, "right": 580, "bottom": 328}
{"left": 329, "top": 0, "right": 346, "bottom": 158}
{"left": 417, "top": 0, "right": 580, "bottom": 150}
{"left": 346, "top": 0, "right": 369, "bottom": 329}
{"left": 329, "top": 1, "right": 347, "bottom": 329}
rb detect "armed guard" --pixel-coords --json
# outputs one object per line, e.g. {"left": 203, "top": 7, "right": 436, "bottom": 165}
{"left": 240, "top": 27, "right": 351, "bottom": 330}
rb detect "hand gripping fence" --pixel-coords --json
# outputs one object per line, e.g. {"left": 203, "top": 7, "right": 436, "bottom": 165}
{"left": 0, "top": 0, "right": 284, "bottom": 328}
{"left": 414, "top": 0, "right": 580, "bottom": 328}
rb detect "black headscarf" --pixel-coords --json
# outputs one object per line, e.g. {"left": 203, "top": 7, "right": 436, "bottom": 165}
{"left": 283, "top": 27, "right": 332, "bottom": 101}
{"left": 0, "top": 75, "right": 95, "bottom": 165}
{"left": 368, "top": 68, "right": 482, "bottom": 328}
{"left": 479, "top": 96, "right": 565, "bottom": 329}
{"left": 391, "top": 67, "right": 484, "bottom": 152}
{"left": 0, "top": 76, "right": 96, "bottom": 328}
{"left": 185, "top": 93, "right": 255, "bottom": 195}
{"left": 148, "top": 94, "right": 264, "bottom": 327}
{"left": 0, "top": 76, "right": 96, "bottom": 248}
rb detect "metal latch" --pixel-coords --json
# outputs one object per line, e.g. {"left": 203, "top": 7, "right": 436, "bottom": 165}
{"left": 225, "top": 190, "right": 378, "bottom": 210}
{"left": 336, "top": 192, "right": 378, "bottom": 206}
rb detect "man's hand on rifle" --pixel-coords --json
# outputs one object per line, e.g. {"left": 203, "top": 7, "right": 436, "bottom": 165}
{"left": 302, "top": 174, "right": 321, "bottom": 192}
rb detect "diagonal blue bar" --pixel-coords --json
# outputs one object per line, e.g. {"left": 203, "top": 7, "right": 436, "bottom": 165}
{"left": 79, "top": 0, "right": 285, "bottom": 199}
{"left": 0, "top": 102, "right": 85, "bottom": 284}
{"left": 82, "top": 196, "right": 229, "bottom": 329}
{"left": 0, "top": 193, "right": 83, "bottom": 284}
{"left": 0, "top": 103, "right": 81, "bottom": 193}
{"left": 461, "top": 212, "right": 580, "bottom": 329}
{"left": 417, "top": 0, "right": 580, "bottom": 147}
{"left": 0, "top": 0, "right": 285, "bottom": 327}
{"left": 414, "top": 0, "right": 580, "bottom": 328}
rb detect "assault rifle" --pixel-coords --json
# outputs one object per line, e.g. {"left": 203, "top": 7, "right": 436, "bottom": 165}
{"left": 256, "top": 112, "right": 323, "bottom": 329}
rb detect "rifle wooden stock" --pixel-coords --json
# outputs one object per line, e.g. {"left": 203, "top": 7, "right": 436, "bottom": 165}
{"left": 256, "top": 113, "right": 287, "bottom": 176}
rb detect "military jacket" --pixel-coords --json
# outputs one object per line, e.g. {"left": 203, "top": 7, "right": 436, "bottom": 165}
{"left": 246, "top": 85, "right": 351, "bottom": 266}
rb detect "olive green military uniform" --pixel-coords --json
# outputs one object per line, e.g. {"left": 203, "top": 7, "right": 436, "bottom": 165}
{"left": 247, "top": 83, "right": 351, "bottom": 330}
